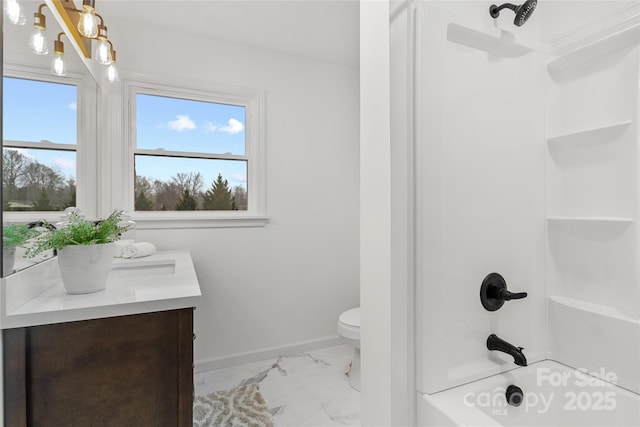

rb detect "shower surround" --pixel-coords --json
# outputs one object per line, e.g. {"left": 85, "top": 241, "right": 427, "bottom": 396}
{"left": 390, "top": 1, "right": 640, "bottom": 425}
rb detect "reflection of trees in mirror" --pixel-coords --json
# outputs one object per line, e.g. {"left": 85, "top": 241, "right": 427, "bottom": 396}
{"left": 135, "top": 172, "right": 247, "bottom": 211}
{"left": 3, "top": 150, "right": 76, "bottom": 211}
{"left": 3, "top": 223, "right": 37, "bottom": 248}
{"left": 3, "top": 223, "right": 40, "bottom": 276}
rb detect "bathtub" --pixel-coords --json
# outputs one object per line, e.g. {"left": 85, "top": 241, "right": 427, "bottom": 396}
{"left": 418, "top": 360, "right": 640, "bottom": 426}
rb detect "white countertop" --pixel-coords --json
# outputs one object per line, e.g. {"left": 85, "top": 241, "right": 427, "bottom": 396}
{"left": 1, "top": 250, "right": 202, "bottom": 329}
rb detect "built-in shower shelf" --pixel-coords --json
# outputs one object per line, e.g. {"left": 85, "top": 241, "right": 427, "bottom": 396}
{"left": 446, "top": 23, "right": 532, "bottom": 58}
{"left": 546, "top": 121, "right": 632, "bottom": 145}
{"left": 548, "top": 24, "right": 640, "bottom": 73}
{"left": 549, "top": 295, "right": 637, "bottom": 324}
{"left": 547, "top": 216, "right": 633, "bottom": 225}
{"left": 547, "top": 217, "right": 633, "bottom": 238}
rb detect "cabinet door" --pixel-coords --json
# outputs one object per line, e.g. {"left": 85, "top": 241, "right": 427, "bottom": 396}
{"left": 4, "top": 308, "right": 193, "bottom": 427}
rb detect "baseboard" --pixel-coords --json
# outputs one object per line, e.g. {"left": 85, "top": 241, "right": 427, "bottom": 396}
{"left": 194, "top": 335, "right": 344, "bottom": 373}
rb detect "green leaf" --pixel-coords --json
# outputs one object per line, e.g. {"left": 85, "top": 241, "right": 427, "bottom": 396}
{"left": 25, "top": 210, "right": 128, "bottom": 258}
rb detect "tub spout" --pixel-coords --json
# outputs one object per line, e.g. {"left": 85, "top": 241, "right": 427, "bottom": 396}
{"left": 487, "top": 334, "right": 527, "bottom": 366}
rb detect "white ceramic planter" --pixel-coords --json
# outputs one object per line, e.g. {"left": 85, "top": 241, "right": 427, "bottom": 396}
{"left": 57, "top": 243, "right": 115, "bottom": 294}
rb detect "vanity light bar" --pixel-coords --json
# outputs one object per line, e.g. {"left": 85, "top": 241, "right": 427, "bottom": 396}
{"left": 26, "top": 0, "right": 120, "bottom": 82}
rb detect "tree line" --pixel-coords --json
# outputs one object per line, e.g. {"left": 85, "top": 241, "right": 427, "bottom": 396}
{"left": 2, "top": 149, "right": 75, "bottom": 211}
{"left": 135, "top": 172, "right": 247, "bottom": 211}
{"left": 2, "top": 150, "right": 246, "bottom": 212}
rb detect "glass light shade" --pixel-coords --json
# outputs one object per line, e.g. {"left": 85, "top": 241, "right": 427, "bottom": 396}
{"left": 77, "top": 8, "right": 98, "bottom": 38}
{"left": 51, "top": 53, "right": 67, "bottom": 77}
{"left": 95, "top": 39, "right": 112, "bottom": 65}
{"left": 105, "top": 63, "right": 119, "bottom": 82}
{"left": 6, "top": 0, "right": 25, "bottom": 25}
{"left": 29, "top": 27, "right": 49, "bottom": 55}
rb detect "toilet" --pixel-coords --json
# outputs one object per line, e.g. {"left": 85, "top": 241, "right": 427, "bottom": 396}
{"left": 337, "top": 307, "right": 360, "bottom": 391}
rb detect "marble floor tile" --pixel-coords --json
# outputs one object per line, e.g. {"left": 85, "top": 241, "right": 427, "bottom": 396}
{"left": 194, "top": 344, "right": 361, "bottom": 426}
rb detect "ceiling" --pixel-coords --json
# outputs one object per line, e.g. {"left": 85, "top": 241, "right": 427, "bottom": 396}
{"left": 100, "top": 0, "right": 360, "bottom": 68}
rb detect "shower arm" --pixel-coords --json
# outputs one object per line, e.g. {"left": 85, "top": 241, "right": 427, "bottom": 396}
{"left": 490, "top": 3, "right": 518, "bottom": 18}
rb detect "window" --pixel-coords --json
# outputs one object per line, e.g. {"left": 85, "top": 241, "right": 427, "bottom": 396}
{"left": 2, "top": 76, "right": 78, "bottom": 212}
{"left": 127, "top": 82, "right": 265, "bottom": 222}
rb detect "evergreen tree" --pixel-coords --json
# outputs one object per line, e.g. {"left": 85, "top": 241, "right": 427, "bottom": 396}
{"left": 203, "top": 174, "right": 235, "bottom": 210}
{"left": 175, "top": 189, "right": 197, "bottom": 210}
{"left": 135, "top": 189, "right": 154, "bottom": 211}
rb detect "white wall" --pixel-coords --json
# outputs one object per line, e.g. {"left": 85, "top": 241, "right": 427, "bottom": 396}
{"left": 415, "top": 2, "right": 547, "bottom": 394}
{"left": 106, "top": 19, "right": 360, "bottom": 368}
{"left": 389, "top": 1, "right": 418, "bottom": 425}
{"left": 413, "top": 0, "right": 640, "bottom": 398}
{"left": 360, "top": 0, "right": 394, "bottom": 424}
{"left": 538, "top": 1, "right": 637, "bottom": 43}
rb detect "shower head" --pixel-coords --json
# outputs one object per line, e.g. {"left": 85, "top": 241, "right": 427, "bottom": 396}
{"left": 490, "top": 0, "right": 537, "bottom": 27}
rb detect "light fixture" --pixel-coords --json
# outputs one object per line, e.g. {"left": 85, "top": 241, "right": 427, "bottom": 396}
{"left": 29, "top": 4, "right": 49, "bottom": 55}
{"left": 105, "top": 45, "right": 118, "bottom": 83}
{"left": 28, "top": 0, "right": 120, "bottom": 82}
{"left": 5, "top": 0, "right": 26, "bottom": 25}
{"left": 94, "top": 24, "right": 112, "bottom": 65}
{"left": 51, "top": 33, "right": 67, "bottom": 77}
{"left": 77, "top": 0, "right": 98, "bottom": 38}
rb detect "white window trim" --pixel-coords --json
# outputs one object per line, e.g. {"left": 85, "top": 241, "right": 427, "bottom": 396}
{"left": 2, "top": 62, "right": 98, "bottom": 224}
{"left": 123, "top": 80, "right": 267, "bottom": 229}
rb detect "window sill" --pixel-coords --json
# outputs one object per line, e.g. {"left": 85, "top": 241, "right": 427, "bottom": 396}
{"left": 3, "top": 212, "right": 269, "bottom": 230}
{"left": 132, "top": 214, "right": 269, "bottom": 230}
{"left": 3, "top": 212, "right": 64, "bottom": 225}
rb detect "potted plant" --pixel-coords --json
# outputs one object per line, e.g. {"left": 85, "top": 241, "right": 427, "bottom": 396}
{"left": 3, "top": 223, "right": 37, "bottom": 276}
{"left": 26, "top": 210, "right": 128, "bottom": 294}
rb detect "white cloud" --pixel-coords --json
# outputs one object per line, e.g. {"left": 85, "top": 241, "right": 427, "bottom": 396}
{"left": 167, "top": 115, "right": 196, "bottom": 131}
{"left": 204, "top": 121, "right": 218, "bottom": 133}
{"left": 53, "top": 157, "right": 74, "bottom": 170}
{"left": 231, "top": 174, "right": 247, "bottom": 183}
{"left": 68, "top": 102, "right": 77, "bottom": 111}
{"left": 219, "top": 118, "right": 245, "bottom": 135}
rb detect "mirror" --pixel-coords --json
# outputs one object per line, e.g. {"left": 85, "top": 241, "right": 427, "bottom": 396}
{"left": 2, "top": 0, "right": 98, "bottom": 277}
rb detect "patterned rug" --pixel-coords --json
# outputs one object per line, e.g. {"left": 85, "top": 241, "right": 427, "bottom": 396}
{"left": 193, "top": 384, "right": 274, "bottom": 427}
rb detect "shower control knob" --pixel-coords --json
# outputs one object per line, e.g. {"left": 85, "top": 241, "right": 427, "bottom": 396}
{"left": 480, "top": 273, "right": 528, "bottom": 311}
{"left": 501, "top": 289, "right": 528, "bottom": 301}
{"left": 506, "top": 385, "right": 524, "bottom": 407}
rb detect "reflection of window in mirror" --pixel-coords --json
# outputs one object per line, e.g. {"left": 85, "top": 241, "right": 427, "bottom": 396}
{"left": 3, "top": 76, "right": 78, "bottom": 212}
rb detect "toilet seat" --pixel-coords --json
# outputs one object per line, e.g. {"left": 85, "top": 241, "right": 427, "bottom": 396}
{"left": 338, "top": 308, "right": 360, "bottom": 341}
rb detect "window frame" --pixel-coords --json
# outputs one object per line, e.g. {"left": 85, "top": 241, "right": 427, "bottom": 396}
{"left": 123, "top": 80, "right": 267, "bottom": 228}
{"left": 2, "top": 63, "right": 98, "bottom": 223}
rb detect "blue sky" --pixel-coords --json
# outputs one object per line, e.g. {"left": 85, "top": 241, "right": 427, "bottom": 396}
{"left": 3, "top": 77, "right": 77, "bottom": 145}
{"left": 3, "top": 77, "right": 77, "bottom": 181}
{"left": 3, "top": 77, "right": 247, "bottom": 189}
{"left": 135, "top": 93, "right": 247, "bottom": 188}
{"left": 136, "top": 94, "right": 245, "bottom": 155}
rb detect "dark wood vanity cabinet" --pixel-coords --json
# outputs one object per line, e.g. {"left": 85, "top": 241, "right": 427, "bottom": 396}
{"left": 3, "top": 308, "right": 194, "bottom": 427}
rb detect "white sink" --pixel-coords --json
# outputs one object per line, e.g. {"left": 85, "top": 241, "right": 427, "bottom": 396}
{"left": 110, "top": 259, "right": 176, "bottom": 279}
